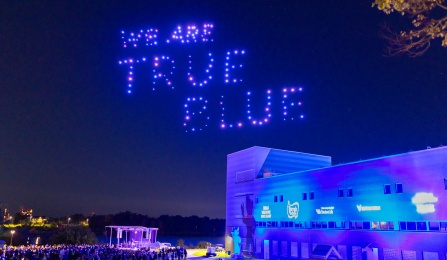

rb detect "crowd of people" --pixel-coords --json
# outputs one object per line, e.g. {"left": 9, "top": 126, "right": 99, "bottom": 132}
{"left": 0, "top": 244, "right": 188, "bottom": 260}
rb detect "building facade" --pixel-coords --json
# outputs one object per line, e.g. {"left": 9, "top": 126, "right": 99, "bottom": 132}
{"left": 225, "top": 146, "right": 447, "bottom": 260}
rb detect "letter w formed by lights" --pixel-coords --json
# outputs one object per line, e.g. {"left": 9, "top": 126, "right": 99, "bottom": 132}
{"left": 118, "top": 22, "right": 305, "bottom": 132}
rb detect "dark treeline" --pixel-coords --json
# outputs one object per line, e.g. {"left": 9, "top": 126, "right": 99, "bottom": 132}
{"left": 0, "top": 212, "right": 225, "bottom": 245}
{"left": 89, "top": 211, "right": 225, "bottom": 237}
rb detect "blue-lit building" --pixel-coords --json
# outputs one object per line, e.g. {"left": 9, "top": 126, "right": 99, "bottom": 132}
{"left": 225, "top": 146, "right": 447, "bottom": 260}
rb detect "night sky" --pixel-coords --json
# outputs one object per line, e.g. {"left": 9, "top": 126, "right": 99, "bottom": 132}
{"left": 1, "top": 1, "right": 446, "bottom": 219}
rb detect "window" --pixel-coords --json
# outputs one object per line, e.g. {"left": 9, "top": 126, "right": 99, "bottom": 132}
{"left": 280, "top": 195, "right": 284, "bottom": 202}
{"left": 400, "top": 222, "right": 407, "bottom": 230}
{"left": 388, "top": 221, "right": 394, "bottom": 230}
{"left": 335, "top": 221, "right": 345, "bottom": 229}
{"left": 372, "top": 221, "right": 393, "bottom": 230}
{"left": 429, "top": 221, "right": 440, "bottom": 231}
{"left": 417, "top": 222, "right": 427, "bottom": 231}
{"left": 440, "top": 222, "right": 447, "bottom": 231}
{"left": 356, "top": 222, "right": 363, "bottom": 229}
{"left": 291, "top": 242, "right": 298, "bottom": 258}
{"left": 274, "top": 196, "right": 278, "bottom": 202}
{"left": 338, "top": 189, "right": 344, "bottom": 197}
{"left": 296, "top": 221, "right": 307, "bottom": 228}
{"left": 380, "top": 221, "right": 389, "bottom": 229}
{"left": 302, "top": 192, "right": 307, "bottom": 200}
{"left": 309, "top": 192, "right": 314, "bottom": 200}
{"left": 281, "top": 221, "right": 293, "bottom": 228}
{"left": 350, "top": 221, "right": 363, "bottom": 229}
{"left": 330, "top": 221, "right": 346, "bottom": 229}
{"left": 272, "top": 240, "right": 278, "bottom": 256}
{"left": 312, "top": 221, "right": 327, "bottom": 229}
{"left": 407, "top": 222, "right": 416, "bottom": 230}
{"left": 372, "top": 221, "right": 379, "bottom": 230}
{"left": 347, "top": 188, "right": 353, "bottom": 197}
{"left": 363, "top": 222, "right": 371, "bottom": 230}
{"left": 395, "top": 183, "right": 403, "bottom": 193}
{"left": 401, "top": 221, "right": 423, "bottom": 231}
{"left": 294, "top": 222, "right": 304, "bottom": 228}
{"left": 255, "top": 197, "right": 259, "bottom": 203}
{"left": 281, "top": 241, "right": 288, "bottom": 257}
{"left": 384, "top": 184, "right": 391, "bottom": 194}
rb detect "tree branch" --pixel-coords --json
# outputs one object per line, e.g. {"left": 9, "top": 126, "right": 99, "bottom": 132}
{"left": 374, "top": 0, "right": 447, "bottom": 56}
{"left": 436, "top": 2, "right": 447, "bottom": 10}
{"left": 379, "top": 23, "right": 432, "bottom": 57}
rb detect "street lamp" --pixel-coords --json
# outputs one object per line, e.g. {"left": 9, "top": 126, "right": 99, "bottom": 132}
{"left": 10, "top": 230, "right": 15, "bottom": 246}
{"left": 68, "top": 217, "right": 71, "bottom": 225}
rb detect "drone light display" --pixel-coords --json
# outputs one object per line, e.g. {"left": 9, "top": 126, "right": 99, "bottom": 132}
{"left": 118, "top": 23, "right": 304, "bottom": 132}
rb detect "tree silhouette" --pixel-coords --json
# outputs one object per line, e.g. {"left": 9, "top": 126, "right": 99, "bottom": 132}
{"left": 373, "top": 0, "right": 447, "bottom": 56}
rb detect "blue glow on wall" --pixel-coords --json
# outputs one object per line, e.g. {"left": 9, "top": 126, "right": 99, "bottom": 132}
{"left": 226, "top": 146, "right": 447, "bottom": 258}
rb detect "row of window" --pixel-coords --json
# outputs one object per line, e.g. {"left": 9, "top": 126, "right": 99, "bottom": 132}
{"left": 256, "top": 221, "right": 351, "bottom": 229}
{"left": 400, "top": 221, "right": 447, "bottom": 231}
{"left": 266, "top": 178, "right": 447, "bottom": 200}
{"left": 338, "top": 183, "right": 403, "bottom": 197}
{"left": 350, "top": 221, "right": 394, "bottom": 230}
{"left": 384, "top": 183, "right": 403, "bottom": 194}
{"left": 266, "top": 182, "right": 405, "bottom": 203}
{"left": 271, "top": 192, "right": 317, "bottom": 203}
{"left": 337, "top": 188, "right": 353, "bottom": 197}
{"left": 256, "top": 220, "right": 447, "bottom": 232}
